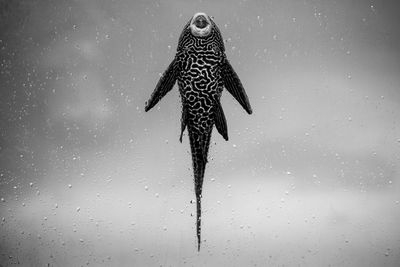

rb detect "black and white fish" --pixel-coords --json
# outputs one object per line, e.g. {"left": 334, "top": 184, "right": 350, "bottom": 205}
{"left": 145, "top": 12, "right": 252, "bottom": 251}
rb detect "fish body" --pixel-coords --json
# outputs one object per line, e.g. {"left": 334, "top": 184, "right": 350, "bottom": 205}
{"left": 145, "top": 12, "right": 252, "bottom": 251}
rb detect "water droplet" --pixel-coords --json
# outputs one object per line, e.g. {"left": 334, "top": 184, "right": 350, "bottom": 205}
{"left": 0, "top": 198, "right": 4, "bottom": 202}
{"left": 163, "top": 226, "right": 167, "bottom": 231}
{"left": 155, "top": 193, "right": 159, "bottom": 198}
{"left": 29, "top": 182, "right": 33, "bottom": 187}
{"left": 370, "top": 5, "right": 375, "bottom": 12}
{"left": 232, "top": 144, "right": 237, "bottom": 148}
{"left": 68, "top": 184, "right": 72, "bottom": 188}
{"left": 210, "top": 178, "right": 215, "bottom": 182}
{"left": 144, "top": 185, "right": 149, "bottom": 191}
{"left": 76, "top": 207, "right": 81, "bottom": 212}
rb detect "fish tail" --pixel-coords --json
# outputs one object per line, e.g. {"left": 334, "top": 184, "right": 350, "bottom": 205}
{"left": 196, "top": 193, "right": 201, "bottom": 251}
{"left": 188, "top": 127, "right": 211, "bottom": 251}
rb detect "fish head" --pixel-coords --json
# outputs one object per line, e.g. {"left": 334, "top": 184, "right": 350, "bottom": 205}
{"left": 177, "top": 12, "right": 225, "bottom": 52}
{"left": 190, "top": 12, "right": 212, "bottom": 37}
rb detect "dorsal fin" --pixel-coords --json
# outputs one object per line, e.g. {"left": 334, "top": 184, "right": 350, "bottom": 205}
{"left": 214, "top": 100, "right": 228, "bottom": 141}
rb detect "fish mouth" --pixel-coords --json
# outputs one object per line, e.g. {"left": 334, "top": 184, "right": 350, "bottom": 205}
{"left": 190, "top": 12, "right": 212, "bottom": 37}
{"left": 194, "top": 15, "right": 208, "bottom": 29}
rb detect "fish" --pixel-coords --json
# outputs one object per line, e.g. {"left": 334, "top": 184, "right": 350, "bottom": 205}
{"left": 145, "top": 12, "right": 252, "bottom": 251}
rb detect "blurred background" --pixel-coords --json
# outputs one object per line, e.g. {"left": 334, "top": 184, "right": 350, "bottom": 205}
{"left": 1, "top": 0, "right": 400, "bottom": 266}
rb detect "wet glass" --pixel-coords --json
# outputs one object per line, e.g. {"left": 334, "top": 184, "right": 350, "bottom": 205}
{"left": 0, "top": 0, "right": 399, "bottom": 266}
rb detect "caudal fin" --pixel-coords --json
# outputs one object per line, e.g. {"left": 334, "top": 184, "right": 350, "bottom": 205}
{"left": 188, "top": 128, "right": 211, "bottom": 251}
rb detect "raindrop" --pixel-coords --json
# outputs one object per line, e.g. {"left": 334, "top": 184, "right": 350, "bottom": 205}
{"left": 163, "top": 226, "right": 167, "bottom": 231}
{"left": 144, "top": 185, "right": 149, "bottom": 191}
{"left": 76, "top": 207, "right": 81, "bottom": 212}
{"left": 0, "top": 198, "right": 4, "bottom": 202}
{"left": 68, "top": 184, "right": 72, "bottom": 188}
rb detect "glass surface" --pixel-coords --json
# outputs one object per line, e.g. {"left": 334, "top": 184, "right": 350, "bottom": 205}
{"left": 1, "top": 0, "right": 399, "bottom": 266}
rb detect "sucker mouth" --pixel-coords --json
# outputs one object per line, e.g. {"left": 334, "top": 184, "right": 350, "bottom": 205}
{"left": 190, "top": 13, "right": 212, "bottom": 37}
{"left": 194, "top": 15, "right": 208, "bottom": 29}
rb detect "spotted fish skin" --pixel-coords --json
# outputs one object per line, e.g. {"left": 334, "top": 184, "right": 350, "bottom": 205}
{"left": 145, "top": 13, "right": 252, "bottom": 251}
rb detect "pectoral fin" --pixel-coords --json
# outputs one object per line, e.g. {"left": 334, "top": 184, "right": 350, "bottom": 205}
{"left": 145, "top": 59, "right": 178, "bottom": 112}
{"left": 222, "top": 60, "right": 253, "bottom": 114}
{"left": 214, "top": 100, "right": 228, "bottom": 141}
